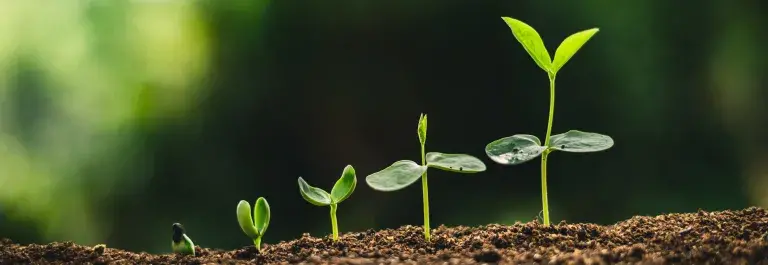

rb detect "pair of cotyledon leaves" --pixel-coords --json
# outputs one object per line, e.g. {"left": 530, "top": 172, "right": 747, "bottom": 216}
{"left": 485, "top": 130, "right": 614, "bottom": 165}
{"left": 485, "top": 18, "right": 613, "bottom": 165}
{"left": 365, "top": 152, "right": 487, "bottom": 192}
{"left": 365, "top": 113, "right": 487, "bottom": 191}
{"left": 298, "top": 165, "right": 357, "bottom": 206}
{"left": 236, "top": 197, "right": 270, "bottom": 240}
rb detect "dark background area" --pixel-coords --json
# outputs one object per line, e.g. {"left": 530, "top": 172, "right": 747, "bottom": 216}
{"left": 1, "top": 0, "right": 767, "bottom": 254}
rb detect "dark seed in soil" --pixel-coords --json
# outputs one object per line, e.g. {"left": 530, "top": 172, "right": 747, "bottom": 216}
{"left": 2, "top": 207, "right": 768, "bottom": 264}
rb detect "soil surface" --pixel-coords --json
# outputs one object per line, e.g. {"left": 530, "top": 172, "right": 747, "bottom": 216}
{"left": 3, "top": 207, "right": 768, "bottom": 264}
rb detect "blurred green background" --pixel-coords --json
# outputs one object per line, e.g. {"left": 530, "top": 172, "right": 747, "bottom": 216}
{"left": 1, "top": 0, "right": 767, "bottom": 254}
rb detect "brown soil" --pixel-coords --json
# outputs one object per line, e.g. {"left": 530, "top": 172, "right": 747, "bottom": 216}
{"left": 3, "top": 207, "right": 768, "bottom": 264}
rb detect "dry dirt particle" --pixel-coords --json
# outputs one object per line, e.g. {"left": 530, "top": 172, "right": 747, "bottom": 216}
{"left": 2, "top": 207, "right": 768, "bottom": 264}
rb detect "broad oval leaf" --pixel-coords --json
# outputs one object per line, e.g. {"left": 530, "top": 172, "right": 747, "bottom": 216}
{"left": 485, "top": 134, "right": 546, "bottom": 165}
{"left": 236, "top": 200, "right": 259, "bottom": 238}
{"left": 365, "top": 160, "right": 427, "bottom": 191}
{"left": 501, "top": 17, "right": 552, "bottom": 73}
{"left": 330, "top": 165, "right": 357, "bottom": 204}
{"left": 549, "top": 130, "right": 614, "bottom": 152}
{"left": 298, "top": 177, "right": 332, "bottom": 206}
{"left": 552, "top": 28, "right": 599, "bottom": 74}
{"left": 426, "top": 152, "right": 486, "bottom": 173}
{"left": 254, "top": 197, "right": 270, "bottom": 235}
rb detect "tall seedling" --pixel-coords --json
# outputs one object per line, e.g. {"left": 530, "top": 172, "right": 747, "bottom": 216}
{"left": 485, "top": 17, "right": 614, "bottom": 225}
{"left": 366, "top": 114, "right": 486, "bottom": 240}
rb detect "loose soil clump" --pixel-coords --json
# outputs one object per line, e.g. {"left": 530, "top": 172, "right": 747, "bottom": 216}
{"left": 2, "top": 207, "right": 768, "bottom": 264}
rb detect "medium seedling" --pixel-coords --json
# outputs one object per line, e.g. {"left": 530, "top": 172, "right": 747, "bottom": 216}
{"left": 236, "top": 197, "right": 270, "bottom": 251}
{"left": 365, "top": 113, "right": 486, "bottom": 240}
{"left": 485, "top": 17, "right": 614, "bottom": 226}
{"left": 297, "top": 165, "right": 357, "bottom": 241}
{"left": 171, "top": 223, "right": 195, "bottom": 256}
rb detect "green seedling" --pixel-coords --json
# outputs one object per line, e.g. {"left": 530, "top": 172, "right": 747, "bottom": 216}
{"left": 171, "top": 223, "right": 195, "bottom": 256}
{"left": 236, "top": 197, "right": 270, "bottom": 251}
{"left": 92, "top": 244, "right": 106, "bottom": 255}
{"left": 485, "top": 17, "right": 614, "bottom": 226}
{"left": 365, "top": 113, "right": 486, "bottom": 240}
{"left": 297, "top": 165, "right": 357, "bottom": 241}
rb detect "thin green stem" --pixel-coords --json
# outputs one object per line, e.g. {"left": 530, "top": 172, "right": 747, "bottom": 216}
{"left": 330, "top": 203, "right": 339, "bottom": 241}
{"left": 253, "top": 235, "right": 262, "bottom": 251}
{"left": 540, "top": 75, "right": 556, "bottom": 226}
{"left": 540, "top": 152, "right": 550, "bottom": 225}
{"left": 544, "top": 75, "right": 556, "bottom": 147}
{"left": 421, "top": 142, "right": 431, "bottom": 241}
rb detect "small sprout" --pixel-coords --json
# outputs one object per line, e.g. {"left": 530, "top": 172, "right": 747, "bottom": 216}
{"left": 485, "top": 17, "right": 614, "bottom": 226}
{"left": 92, "top": 244, "right": 106, "bottom": 255}
{"left": 171, "top": 223, "right": 195, "bottom": 256}
{"left": 366, "top": 113, "right": 486, "bottom": 240}
{"left": 236, "top": 197, "right": 270, "bottom": 251}
{"left": 298, "top": 165, "right": 357, "bottom": 241}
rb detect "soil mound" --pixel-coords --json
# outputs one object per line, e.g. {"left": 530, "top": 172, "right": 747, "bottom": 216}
{"left": 2, "top": 207, "right": 767, "bottom": 264}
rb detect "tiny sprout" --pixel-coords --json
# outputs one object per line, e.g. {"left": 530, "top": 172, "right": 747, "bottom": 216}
{"left": 485, "top": 17, "right": 614, "bottom": 226}
{"left": 298, "top": 165, "right": 357, "bottom": 241}
{"left": 236, "top": 197, "right": 270, "bottom": 251}
{"left": 171, "top": 223, "right": 195, "bottom": 256}
{"left": 366, "top": 113, "right": 486, "bottom": 240}
{"left": 92, "top": 244, "right": 106, "bottom": 255}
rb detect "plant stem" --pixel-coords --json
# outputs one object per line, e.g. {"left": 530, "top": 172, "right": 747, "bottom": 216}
{"left": 540, "top": 152, "right": 550, "bottom": 225}
{"left": 540, "top": 74, "right": 556, "bottom": 226}
{"left": 421, "top": 141, "right": 431, "bottom": 241}
{"left": 330, "top": 203, "right": 339, "bottom": 241}
{"left": 253, "top": 236, "right": 262, "bottom": 251}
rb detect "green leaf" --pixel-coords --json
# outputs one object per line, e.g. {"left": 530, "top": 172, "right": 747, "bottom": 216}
{"left": 298, "top": 177, "right": 332, "bottom": 206}
{"left": 330, "top": 165, "right": 357, "bottom": 204}
{"left": 236, "top": 200, "right": 259, "bottom": 238}
{"left": 552, "top": 28, "right": 599, "bottom": 74}
{"left": 418, "top": 113, "right": 427, "bottom": 145}
{"left": 549, "top": 130, "right": 614, "bottom": 152}
{"left": 425, "top": 152, "right": 486, "bottom": 173}
{"left": 254, "top": 197, "right": 270, "bottom": 235}
{"left": 485, "top": 134, "right": 546, "bottom": 165}
{"left": 365, "top": 160, "right": 428, "bottom": 191}
{"left": 172, "top": 234, "right": 195, "bottom": 255}
{"left": 501, "top": 17, "right": 552, "bottom": 73}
